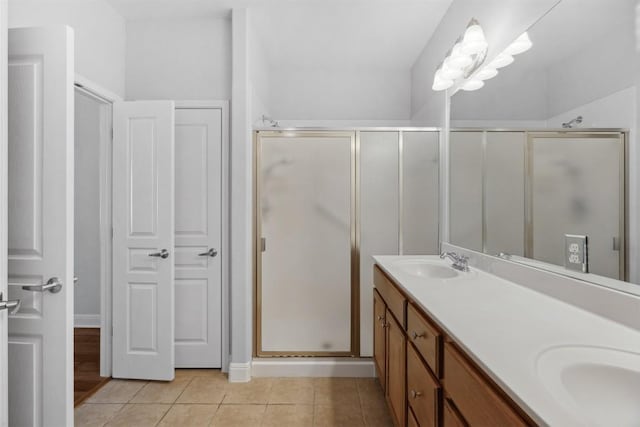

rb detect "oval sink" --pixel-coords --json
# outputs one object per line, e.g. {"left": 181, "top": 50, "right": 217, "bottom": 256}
{"left": 392, "top": 259, "right": 459, "bottom": 279}
{"left": 536, "top": 345, "right": 640, "bottom": 426}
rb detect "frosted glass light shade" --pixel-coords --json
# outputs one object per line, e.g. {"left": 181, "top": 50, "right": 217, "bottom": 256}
{"left": 440, "top": 62, "right": 464, "bottom": 80}
{"left": 445, "top": 43, "right": 473, "bottom": 69}
{"left": 461, "top": 23, "right": 488, "bottom": 56}
{"left": 489, "top": 53, "right": 514, "bottom": 69}
{"left": 504, "top": 32, "right": 533, "bottom": 56}
{"left": 474, "top": 67, "right": 498, "bottom": 81}
{"left": 461, "top": 79, "right": 484, "bottom": 91}
{"left": 432, "top": 69, "right": 454, "bottom": 91}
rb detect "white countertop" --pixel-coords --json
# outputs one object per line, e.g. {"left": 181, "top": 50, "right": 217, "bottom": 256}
{"left": 373, "top": 255, "right": 640, "bottom": 427}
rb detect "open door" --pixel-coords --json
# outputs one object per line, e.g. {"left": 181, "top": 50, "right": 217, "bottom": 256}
{"left": 112, "top": 101, "right": 175, "bottom": 381}
{"left": 7, "top": 27, "right": 75, "bottom": 426}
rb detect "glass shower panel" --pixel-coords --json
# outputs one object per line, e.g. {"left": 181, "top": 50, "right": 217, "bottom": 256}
{"left": 359, "top": 132, "right": 399, "bottom": 357}
{"left": 531, "top": 135, "right": 623, "bottom": 279}
{"left": 449, "top": 131, "right": 483, "bottom": 252}
{"left": 403, "top": 131, "right": 439, "bottom": 254}
{"left": 259, "top": 134, "right": 354, "bottom": 354}
{"left": 485, "top": 132, "right": 525, "bottom": 256}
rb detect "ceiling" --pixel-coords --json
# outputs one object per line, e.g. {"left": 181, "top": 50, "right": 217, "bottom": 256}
{"left": 105, "top": 0, "right": 454, "bottom": 69}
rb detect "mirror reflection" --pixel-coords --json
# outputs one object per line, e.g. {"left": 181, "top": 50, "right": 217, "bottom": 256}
{"left": 449, "top": 0, "right": 636, "bottom": 288}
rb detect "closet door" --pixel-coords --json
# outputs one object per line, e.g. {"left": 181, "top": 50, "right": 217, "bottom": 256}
{"left": 7, "top": 26, "right": 74, "bottom": 427}
{"left": 174, "top": 108, "right": 222, "bottom": 368}
{"left": 112, "top": 101, "right": 175, "bottom": 380}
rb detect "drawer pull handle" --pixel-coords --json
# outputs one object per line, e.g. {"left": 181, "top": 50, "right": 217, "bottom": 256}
{"left": 377, "top": 315, "right": 384, "bottom": 321}
{"left": 410, "top": 389, "right": 423, "bottom": 399}
{"left": 412, "top": 331, "right": 426, "bottom": 340}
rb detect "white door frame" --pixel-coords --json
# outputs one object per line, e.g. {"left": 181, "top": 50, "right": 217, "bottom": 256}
{"left": 175, "top": 100, "right": 230, "bottom": 372}
{"left": 0, "top": 1, "right": 8, "bottom": 425}
{"left": 73, "top": 74, "right": 121, "bottom": 377}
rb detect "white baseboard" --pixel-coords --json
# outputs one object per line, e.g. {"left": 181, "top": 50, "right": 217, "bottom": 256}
{"left": 228, "top": 362, "right": 252, "bottom": 382}
{"left": 74, "top": 314, "right": 100, "bottom": 328}
{"left": 251, "top": 358, "right": 376, "bottom": 378}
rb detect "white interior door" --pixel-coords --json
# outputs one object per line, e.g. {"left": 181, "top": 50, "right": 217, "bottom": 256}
{"left": 7, "top": 26, "right": 74, "bottom": 427}
{"left": 112, "top": 101, "right": 175, "bottom": 381}
{"left": 174, "top": 108, "right": 222, "bottom": 368}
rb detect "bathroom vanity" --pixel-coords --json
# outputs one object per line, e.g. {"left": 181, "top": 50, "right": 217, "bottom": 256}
{"left": 372, "top": 255, "right": 640, "bottom": 427}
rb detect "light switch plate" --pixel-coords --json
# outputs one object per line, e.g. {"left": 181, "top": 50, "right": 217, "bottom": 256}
{"left": 564, "top": 234, "right": 588, "bottom": 273}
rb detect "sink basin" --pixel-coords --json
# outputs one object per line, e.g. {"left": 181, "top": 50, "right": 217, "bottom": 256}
{"left": 536, "top": 345, "right": 640, "bottom": 426}
{"left": 392, "top": 259, "right": 459, "bottom": 279}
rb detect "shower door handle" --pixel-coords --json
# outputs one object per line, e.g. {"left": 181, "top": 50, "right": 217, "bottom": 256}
{"left": 198, "top": 248, "right": 218, "bottom": 257}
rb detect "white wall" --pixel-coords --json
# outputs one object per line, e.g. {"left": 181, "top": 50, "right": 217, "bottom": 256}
{"left": 126, "top": 18, "right": 231, "bottom": 100}
{"left": 250, "top": 25, "right": 271, "bottom": 125}
{"left": 411, "top": 0, "right": 560, "bottom": 125}
{"left": 267, "top": 67, "right": 411, "bottom": 122}
{"left": 8, "top": 0, "right": 126, "bottom": 97}
{"left": 546, "top": 24, "right": 635, "bottom": 118}
{"left": 74, "top": 91, "right": 101, "bottom": 320}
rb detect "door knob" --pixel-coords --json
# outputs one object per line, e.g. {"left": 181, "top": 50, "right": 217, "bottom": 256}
{"left": 198, "top": 248, "right": 218, "bottom": 257}
{"left": 22, "top": 277, "right": 63, "bottom": 294}
{"left": 0, "top": 292, "right": 21, "bottom": 314}
{"left": 148, "top": 249, "right": 170, "bottom": 259}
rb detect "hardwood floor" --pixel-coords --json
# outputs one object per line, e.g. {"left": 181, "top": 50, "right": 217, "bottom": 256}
{"left": 75, "top": 328, "right": 110, "bottom": 407}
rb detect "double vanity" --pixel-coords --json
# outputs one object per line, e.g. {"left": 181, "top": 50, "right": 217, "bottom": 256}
{"left": 372, "top": 254, "right": 640, "bottom": 426}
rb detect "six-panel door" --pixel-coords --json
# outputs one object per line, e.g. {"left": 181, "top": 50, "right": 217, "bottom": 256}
{"left": 174, "top": 108, "right": 223, "bottom": 368}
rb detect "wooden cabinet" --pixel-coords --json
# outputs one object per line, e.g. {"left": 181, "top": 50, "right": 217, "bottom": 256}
{"left": 386, "top": 310, "right": 406, "bottom": 427}
{"left": 373, "top": 289, "right": 387, "bottom": 390}
{"left": 407, "top": 303, "right": 441, "bottom": 378}
{"left": 407, "top": 343, "right": 440, "bottom": 426}
{"left": 373, "top": 264, "right": 535, "bottom": 427}
{"left": 444, "top": 342, "right": 529, "bottom": 426}
{"left": 443, "top": 398, "right": 467, "bottom": 427}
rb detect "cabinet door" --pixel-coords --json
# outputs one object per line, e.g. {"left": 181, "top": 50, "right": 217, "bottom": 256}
{"left": 444, "top": 398, "right": 467, "bottom": 427}
{"left": 386, "top": 310, "right": 406, "bottom": 427}
{"left": 373, "top": 289, "right": 387, "bottom": 389}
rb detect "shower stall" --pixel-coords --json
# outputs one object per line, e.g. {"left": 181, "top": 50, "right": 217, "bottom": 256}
{"left": 254, "top": 129, "right": 440, "bottom": 357}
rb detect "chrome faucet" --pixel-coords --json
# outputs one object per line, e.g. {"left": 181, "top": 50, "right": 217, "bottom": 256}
{"left": 440, "top": 251, "right": 470, "bottom": 272}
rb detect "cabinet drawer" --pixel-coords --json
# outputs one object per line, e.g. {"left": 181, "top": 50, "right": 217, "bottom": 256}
{"left": 374, "top": 266, "right": 406, "bottom": 327}
{"left": 407, "top": 343, "right": 440, "bottom": 427}
{"left": 444, "top": 342, "right": 529, "bottom": 426}
{"left": 407, "top": 303, "right": 441, "bottom": 377}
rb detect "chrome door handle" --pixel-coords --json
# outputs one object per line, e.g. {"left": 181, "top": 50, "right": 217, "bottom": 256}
{"left": 0, "top": 292, "right": 21, "bottom": 314}
{"left": 198, "top": 248, "right": 218, "bottom": 257}
{"left": 148, "top": 249, "right": 169, "bottom": 259}
{"left": 22, "top": 277, "right": 63, "bottom": 294}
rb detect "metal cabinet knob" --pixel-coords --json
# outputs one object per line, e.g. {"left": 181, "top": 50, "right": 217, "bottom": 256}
{"left": 0, "top": 292, "right": 20, "bottom": 314}
{"left": 412, "top": 331, "right": 426, "bottom": 340}
{"left": 198, "top": 248, "right": 218, "bottom": 257}
{"left": 410, "top": 389, "right": 423, "bottom": 399}
{"left": 148, "top": 249, "right": 170, "bottom": 259}
{"left": 22, "top": 277, "right": 63, "bottom": 294}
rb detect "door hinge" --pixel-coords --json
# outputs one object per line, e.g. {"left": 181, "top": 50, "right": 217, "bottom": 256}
{"left": 261, "top": 237, "right": 266, "bottom": 252}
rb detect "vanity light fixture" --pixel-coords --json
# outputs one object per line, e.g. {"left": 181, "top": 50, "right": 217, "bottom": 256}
{"left": 432, "top": 18, "right": 488, "bottom": 91}
{"left": 473, "top": 67, "right": 498, "bottom": 81}
{"left": 464, "top": 31, "right": 533, "bottom": 89}
{"left": 488, "top": 52, "right": 515, "bottom": 69}
{"left": 461, "top": 79, "right": 484, "bottom": 91}
{"left": 503, "top": 32, "right": 533, "bottom": 56}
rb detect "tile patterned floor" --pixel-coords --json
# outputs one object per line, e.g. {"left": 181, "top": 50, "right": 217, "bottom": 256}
{"left": 75, "top": 370, "right": 393, "bottom": 427}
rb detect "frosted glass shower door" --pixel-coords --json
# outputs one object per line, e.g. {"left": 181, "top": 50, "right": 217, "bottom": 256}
{"left": 529, "top": 134, "right": 624, "bottom": 279}
{"left": 257, "top": 132, "right": 355, "bottom": 355}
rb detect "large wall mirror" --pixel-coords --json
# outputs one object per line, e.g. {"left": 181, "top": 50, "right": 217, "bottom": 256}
{"left": 448, "top": 0, "right": 639, "bottom": 293}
